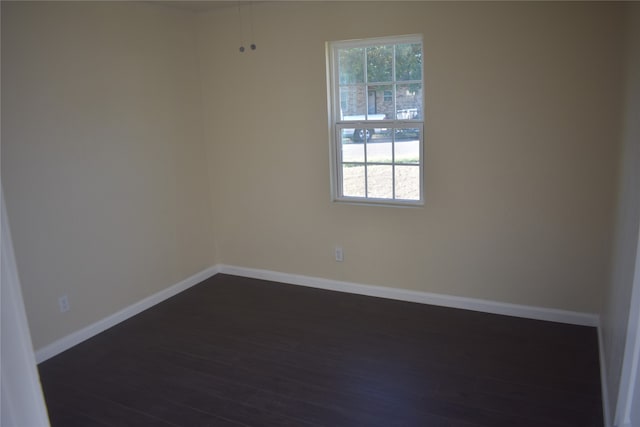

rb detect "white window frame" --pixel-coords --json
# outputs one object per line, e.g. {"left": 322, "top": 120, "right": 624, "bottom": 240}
{"left": 327, "top": 34, "right": 425, "bottom": 207}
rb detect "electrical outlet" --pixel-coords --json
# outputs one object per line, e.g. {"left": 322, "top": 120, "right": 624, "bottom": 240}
{"left": 58, "top": 295, "right": 70, "bottom": 313}
{"left": 335, "top": 246, "right": 344, "bottom": 262}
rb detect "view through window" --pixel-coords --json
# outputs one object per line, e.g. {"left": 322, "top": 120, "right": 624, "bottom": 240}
{"left": 328, "top": 35, "right": 424, "bottom": 205}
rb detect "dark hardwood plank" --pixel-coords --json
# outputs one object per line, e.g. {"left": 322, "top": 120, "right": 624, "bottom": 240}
{"left": 39, "top": 274, "right": 604, "bottom": 426}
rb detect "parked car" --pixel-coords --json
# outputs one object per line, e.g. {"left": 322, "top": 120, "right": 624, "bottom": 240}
{"left": 342, "top": 113, "right": 386, "bottom": 142}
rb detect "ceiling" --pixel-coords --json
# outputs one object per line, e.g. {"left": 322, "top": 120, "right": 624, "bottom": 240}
{"left": 153, "top": 1, "right": 250, "bottom": 13}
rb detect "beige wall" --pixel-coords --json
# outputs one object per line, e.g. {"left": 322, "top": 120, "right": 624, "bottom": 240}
{"left": 601, "top": 3, "right": 640, "bottom": 424}
{"left": 198, "top": 2, "right": 624, "bottom": 313}
{"left": 1, "top": 1, "right": 628, "bottom": 352}
{"left": 1, "top": 1, "right": 215, "bottom": 349}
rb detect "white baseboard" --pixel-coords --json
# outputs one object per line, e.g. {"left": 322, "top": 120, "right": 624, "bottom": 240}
{"left": 35, "top": 265, "right": 221, "bottom": 363}
{"left": 219, "top": 264, "right": 600, "bottom": 327}
{"left": 35, "top": 263, "right": 601, "bottom": 365}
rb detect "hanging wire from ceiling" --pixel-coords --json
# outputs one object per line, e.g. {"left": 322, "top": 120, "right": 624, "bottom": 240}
{"left": 249, "top": 2, "right": 256, "bottom": 51}
{"left": 237, "top": 2, "right": 245, "bottom": 52}
{"left": 238, "top": 1, "right": 256, "bottom": 53}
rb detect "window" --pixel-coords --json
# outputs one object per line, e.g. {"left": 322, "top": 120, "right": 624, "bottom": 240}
{"left": 327, "top": 35, "right": 424, "bottom": 206}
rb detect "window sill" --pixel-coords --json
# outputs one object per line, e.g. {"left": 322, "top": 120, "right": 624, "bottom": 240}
{"left": 333, "top": 197, "right": 424, "bottom": 208}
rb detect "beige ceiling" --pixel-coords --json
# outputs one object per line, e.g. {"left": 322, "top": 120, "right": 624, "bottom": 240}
{"left": 153, "top": 1, "right": 239, "bottom": 13}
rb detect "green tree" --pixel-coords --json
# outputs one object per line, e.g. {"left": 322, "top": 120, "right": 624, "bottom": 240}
{"left": 366, "top": 45, "right": 393, "bottom": 83}
{"left": 339, "top": 43, "right": 422, "bottom": 86}
{"left": 396, "top": 43, "right": 422, "bottom": 82}
{"left": 339, "top": 47, "right": 364, "bottom": 84}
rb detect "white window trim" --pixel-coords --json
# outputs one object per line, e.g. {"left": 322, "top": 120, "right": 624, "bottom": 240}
{"left": 327, "top": 34, "right": 425, "bottom": 207}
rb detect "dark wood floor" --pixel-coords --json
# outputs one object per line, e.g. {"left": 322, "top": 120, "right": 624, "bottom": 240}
{"left": 39, "top": 274, "right": 603, "bottom": 427}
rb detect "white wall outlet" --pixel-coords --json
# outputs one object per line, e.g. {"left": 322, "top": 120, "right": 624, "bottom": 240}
{"left": 335, "top": 246, "right": 344, "bottom": 262}
{"left": 58, "top": 295, "right": 70, "bottom": 313}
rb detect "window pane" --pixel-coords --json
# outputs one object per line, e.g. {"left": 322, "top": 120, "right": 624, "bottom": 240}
{"left": 340, "top": 128, "right": 353, "bottom": 145}
{"left": 341, "top": 129, "right": 365, "bottom": 161}
{"left": 394, "top": 128, "right": 420, "bottom": 164}
{"left": 367, "top": 45, "right": 392, "bottom": 83}
{"left": 367, "top": 165, "right": 393, "bottom": 199}
{"left": 340, "top": 86, "right": 366, "bottom": 118}
{"left": 396, "top": 43, "right": 422, "bottom": 81}
{"left": 367, "top": 85, "right": 393, "bottom": 119}
{"left": 366, "top": 136, "right": 392, "bottom": 163}
{"left": 395, "top": 165, "right": 420, "bottom": 200}
{"left": 339, "top": 48, "right": 364, "bottom": 84}
{"left": 342, "top": 164, "right": 366, "bottom": 197}
{"left": 396, "top": 84, "right": 422, "bottom": 120}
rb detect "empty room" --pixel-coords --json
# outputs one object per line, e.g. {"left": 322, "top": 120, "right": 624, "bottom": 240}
{"left": 2, "top": 1, "right": 639, "bottom": 426}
